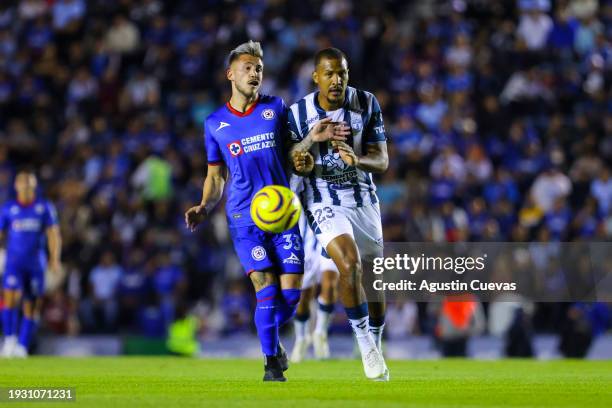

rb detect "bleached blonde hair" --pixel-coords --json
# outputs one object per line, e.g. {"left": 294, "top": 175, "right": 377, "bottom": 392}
{"left": 228, "top": 40, "right": 263, "bottom": 66}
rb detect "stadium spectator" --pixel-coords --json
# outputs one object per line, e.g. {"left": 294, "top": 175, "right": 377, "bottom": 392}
{"left": 529, "top": 166, "right": 572, "bottom": 212}
{"left": 81, "top": 251, "right": 122, "bottom": 333}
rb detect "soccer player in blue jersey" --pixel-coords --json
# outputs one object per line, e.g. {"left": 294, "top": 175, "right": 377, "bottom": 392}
{"left": 1, "top": 169, "right": 61, "bottom": 357}
{"left": 184, "top": 41, "right": 343, "bottom": 381}
{"left": 288, "top": 48, "right": 390, "bottom": 380}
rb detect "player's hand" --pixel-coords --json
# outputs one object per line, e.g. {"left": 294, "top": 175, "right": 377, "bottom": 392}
{"left": 185, "top": 205, "right": 207, "bottom": 232}
{"left": 293, "top": 151, "right": 314, "bottom": 174}
{"left": 309, "top": 117, "right": 350, "bottom": 143}
{"left": 49, "top": 259, "right": 62, "bottom": 277}
{"left": 332, "top": 141, "right": 359, "bottom": 167}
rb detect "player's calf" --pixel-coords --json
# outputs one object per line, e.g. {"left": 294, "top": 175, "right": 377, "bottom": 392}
{"left": 275, "top": 288, "right": 301, "bottom": 327}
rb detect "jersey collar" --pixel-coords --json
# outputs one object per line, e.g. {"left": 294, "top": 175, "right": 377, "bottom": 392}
{"left": 16, "top": 198, "right": 36, "bottom": 208}
{"left": 314, "top": 89, "right": 349, "bottom": 114}
{"left": 225, "top": 95, "right": 260, "bottom": 117}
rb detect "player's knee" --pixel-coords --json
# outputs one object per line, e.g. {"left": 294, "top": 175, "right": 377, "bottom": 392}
{"left": 255, "top": 284, "right": 279, "bottom": 307}
{"left": 3, "top": 290, "right": 20, "bottom": 308}
{"left": 336, "top": 253, "right": 361, "bottom": 277}
{"left": 281, "top": 288, "right": 301, "bottom": 309}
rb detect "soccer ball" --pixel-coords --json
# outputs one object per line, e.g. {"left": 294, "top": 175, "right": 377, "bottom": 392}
{"left": 250, "top": 185, "right": 301, "bottom": 233}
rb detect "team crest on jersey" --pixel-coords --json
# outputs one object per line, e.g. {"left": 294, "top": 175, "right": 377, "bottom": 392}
{"left": 10, "top": 206, "right": 19, "bottom": 215}
{"left": 251, "top": 246, "right": 267, "bottom": 261}
{"left": 227, "top": 141, "right": 243, "bottom": 157}
{"left": 350, "top": 111, "right": 363, "bottom": 131}
{"left": 261, "top": 109, "right": 275, "bottom": 120}
{"left": 35, "top": 204, "right": 44, "bottom": 214}
{"left": 6, "top": 275, "right": 17, "bottom": 287}
{"left": 322, "top": 152, "right": 349, "bottom": 172}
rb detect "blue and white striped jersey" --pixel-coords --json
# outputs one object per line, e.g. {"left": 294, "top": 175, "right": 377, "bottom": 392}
{"left": 288, "top": 86, "right": 387, "bottom": 207}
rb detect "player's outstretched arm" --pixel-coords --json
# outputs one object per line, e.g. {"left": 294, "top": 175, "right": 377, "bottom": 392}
{"left": 185, "top": 164, "right": 227, "bottom": 232}
{"left": 46, "top": 225, "right": 62, "bottom": 276}
{"left": 332, "top": 141, "right": 389, "bottom": 173}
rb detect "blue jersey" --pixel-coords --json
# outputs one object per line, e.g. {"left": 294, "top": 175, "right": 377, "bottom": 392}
{"left": 0, "top": 198, "right": 58, "bottom": 265}
{"left": 204, "top": 95, "right": 290, "bottom": 227}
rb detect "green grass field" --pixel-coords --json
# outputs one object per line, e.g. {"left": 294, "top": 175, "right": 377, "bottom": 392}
{"left": 0, "top": 358, "right": 610, "bottom": 407}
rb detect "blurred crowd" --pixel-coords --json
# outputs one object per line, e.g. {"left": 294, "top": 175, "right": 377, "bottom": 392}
{"left": 0, "top": 0, "right": 611, "bottom": 353}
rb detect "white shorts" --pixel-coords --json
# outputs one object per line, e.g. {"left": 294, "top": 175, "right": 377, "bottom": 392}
{"left": 299, "top": 212, "right": 338, "bottom": 289}
{"left": 304, "top": 202, "right": 384, "bottom": 262}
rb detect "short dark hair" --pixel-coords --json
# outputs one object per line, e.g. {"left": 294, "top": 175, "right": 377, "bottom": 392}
{"left": 16, "top": 167, "right": 36, "bottom": 177}
{"left": 314, "top": 47, "right": 347, "bottom": 68}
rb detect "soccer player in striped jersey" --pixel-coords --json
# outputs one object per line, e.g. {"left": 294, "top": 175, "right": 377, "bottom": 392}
{"left": 288, "top": 48, "right": 389, "bottom": 381}
{"left": 185, "top": 41, "right": 341, "bottom": 382}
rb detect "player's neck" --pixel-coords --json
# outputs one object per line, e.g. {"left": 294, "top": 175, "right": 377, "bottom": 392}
{"left": 229, "top": 92, "right": 259, "bottom": 113}
{"left": 17, "top": 195, "right": 35, "bottom": 206}
{"left": 317, "top": 92, "right": 344, "bottom": 112}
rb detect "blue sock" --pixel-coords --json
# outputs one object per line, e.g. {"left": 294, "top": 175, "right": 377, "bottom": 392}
{"left": 275, "top": 288, "right": 301, "bottom": 328}
{"left": 2, "top": 308, "right": 15, "bottom": 336}
{"left": 369, "top": 315, "right": 385, "bottom": 328}
{"left": 11, "top": 308, "right": 19, "bottom": 335}
{"left": 254, "top": 285, "right": 279, "bottom": 356}
{"left": 18, "top": 318, "right": 36, "bottom": 348}
{"left": 318, "top": 301, "right": 334, "bottom": 314}
{"left": 345, "top": 303, "right": 370, "bottom": 338}
{"left": 345, "top": 303, "right": 368, "bottom": 320}
{"left": 295, "top": 312, "right": 310, "bottom": 322}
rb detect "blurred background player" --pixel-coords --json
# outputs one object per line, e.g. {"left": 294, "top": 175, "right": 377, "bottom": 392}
{"left": 289, "top": 48, "right": 389, "bottom": 380}
{"left": 1, "top": 169, "right": 61, "bottom": 357}
{"left": 290, "top": 176, "right": 339, "bottom": 363}
{"left": 184, "top": 41, "right": 336, "bottom": 381}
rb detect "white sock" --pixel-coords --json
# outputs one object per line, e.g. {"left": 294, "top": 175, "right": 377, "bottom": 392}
{"left": 314, "top": 304, "right": 332, "bottom": 335}
{"left": 294, "top": 318, "right": 309, "bottom": 341}
{"left": 369, "top": 323, "right": 385, "bottom": 351}
{"left": 349, "top": 316, "right": 375, "bottom": 354}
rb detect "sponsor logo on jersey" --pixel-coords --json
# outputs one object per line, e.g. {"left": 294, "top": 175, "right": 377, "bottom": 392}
{"left": 261, "top": 109, "right": 275, "bottom": 120}
{"left": 283, "top": 252, "right": 302, "bottom": 265}
{"left": 227, "top": 141, "right": 243, "bottom": 157}
{"left": 251, "top": 246, "right": 267, "bottom": 261}
{"left": 240, "top": 132, "right": 276, "bottom": 153}
{"left": 216, "top": 122, "right": 231, "bottom": 131}
{"left": 11, "top": 218, "right": 42, "bottom": 232}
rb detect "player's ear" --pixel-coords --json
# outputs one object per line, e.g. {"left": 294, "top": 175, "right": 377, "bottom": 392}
{"left": 226, "top": 67, "right": 233, "bottom": 81}
{"left": 312, "top": 70, "right": 318, "bottom": 86}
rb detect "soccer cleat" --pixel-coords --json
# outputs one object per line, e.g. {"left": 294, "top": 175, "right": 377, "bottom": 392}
{"left": 276, "top": 341, "right": 289, "bottom": 372}
{"left": 1, "top": 336, "right": 17, "bottom": 358}
{"left": 360, "top": 344, "right": 386, "bottom": 380}
{"left": 373, "top": 367, "right": 390, "bottom": 382}
{"left": 263, "top": 355, "right": 287, "bottom": 382}
{"left": 312, "top": 331, "right": 330, "bottom": 360}
{"left": 12, "top": 344, "right": 28, "bottom": 358}
{"left": 290, "top": 335, "right": 311, "bottom": 363}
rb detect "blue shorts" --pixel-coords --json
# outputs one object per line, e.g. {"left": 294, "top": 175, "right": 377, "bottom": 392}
{"left": 3, "top": 262, "right": 45, "bottom": 300}
{"left": 229, "top": 225, "right": 304, "bottom": 275}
